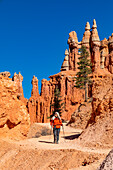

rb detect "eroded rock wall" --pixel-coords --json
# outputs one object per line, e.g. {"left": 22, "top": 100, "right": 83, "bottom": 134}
{"left": 28, "top": 71, "right": 85, "bottom": 123}
{"left": 0, "top": 73, "right": 30, "bottom": 139}
{"left": 78, "top": 71, "right": 113, "bottom": 147}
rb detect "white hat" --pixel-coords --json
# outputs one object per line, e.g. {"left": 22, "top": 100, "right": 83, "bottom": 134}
{"left": 51, "top": 112, "right": 61, "bottom": 120}
{"left": 55, "top": 112, "right": 61, "bottom": 119}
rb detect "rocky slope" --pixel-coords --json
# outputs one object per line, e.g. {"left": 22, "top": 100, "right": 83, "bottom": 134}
{"left": 78, "top": 70, "right": 113, "bottom": 148}
{"left": 67, "top": 101, "right": 92, "bottom": 129}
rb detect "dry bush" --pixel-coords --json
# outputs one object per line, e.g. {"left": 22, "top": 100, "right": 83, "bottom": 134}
{"left": 27, "top": 123, "right": 51, "bottom": 138}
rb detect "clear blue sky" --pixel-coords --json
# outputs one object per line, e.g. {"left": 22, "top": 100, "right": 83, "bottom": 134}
{"left": 0, "top": 0, "right": 113, "bottom": 99}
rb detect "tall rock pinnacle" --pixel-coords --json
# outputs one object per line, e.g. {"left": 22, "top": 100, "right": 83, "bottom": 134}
{"left": 68, "top": 31, "right": 78, "bottom": 71}
{"left": 92, "top": 19, "right": 97, "bottom": 29}
{"left": 91, "top": 19, "right": 100, "bottom": 42}
{"left": 91, "top": 19, "right": 100, "bottom": 71}
{"left": 82, "top": 22, "right": 91, "bottom": 50}
{"left": 61, "top": 49, "right": 69, "bottom": 71}
{"left": 85, "top": 22, "right": 90, "bottom": 31}
{"left": 68, "top": 31, "right": 78, "bottom": 48}
{"left": 31, "top": 76, "right": 39, "bottom": 97}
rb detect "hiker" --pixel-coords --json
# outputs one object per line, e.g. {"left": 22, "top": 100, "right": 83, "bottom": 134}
{"left": 50, "top": 112, "right": 63, "bottom": 144}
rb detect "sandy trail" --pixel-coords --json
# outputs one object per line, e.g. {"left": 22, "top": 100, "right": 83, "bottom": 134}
{"left": 0, "top": 123, "right": 111, "bottom": 170}
{"left": 3, "top": 123, "right": 111, "bottom": 154}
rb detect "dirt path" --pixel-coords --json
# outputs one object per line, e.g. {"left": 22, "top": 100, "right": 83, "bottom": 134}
{"left": 0, "top": 123, "right": 111, "bottom": 170}
{"left": 6, "top": 123, "right": 111, "bottom": 154}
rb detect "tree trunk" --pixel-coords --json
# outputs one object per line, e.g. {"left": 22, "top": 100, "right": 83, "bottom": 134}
{"left": 85, "top": 82, "right": 87, "bottom": 102}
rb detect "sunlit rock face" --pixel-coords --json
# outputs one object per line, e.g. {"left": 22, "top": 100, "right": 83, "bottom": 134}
{"left": 0, "top": 72, "right": 30, "bottom": 139}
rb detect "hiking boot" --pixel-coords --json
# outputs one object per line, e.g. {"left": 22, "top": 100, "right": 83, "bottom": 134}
{"left": 54, "top": 140, "right": 57, "bottom": 144}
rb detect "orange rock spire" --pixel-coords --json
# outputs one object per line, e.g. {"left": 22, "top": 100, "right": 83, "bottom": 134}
{"left": 82, "top": 22, "right": 91, "bottom": 53}
{"left": 68, "top": 31, "right": 78, "bottom": 47}
{"left": 91, "top": 19, "right": 100, "bottom": 71}
{"left": 68, "top": 31, "right": 78, "bottom": 71}
{"left": 31, "top": 76, "right": 39, "bottom": 98}
{"left": 91, "top": 19, "right": 100, "bottom": 42}
{"left": 100, "top": 38, "right": 108, "bottom": 69}
{"left": 61, "top": 49, "right": 69, "bottom": 71}
{"left": 105, "top": 33, "right": 113, "bottom": 73}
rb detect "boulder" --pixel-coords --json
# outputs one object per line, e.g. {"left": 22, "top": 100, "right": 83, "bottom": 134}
{"left": 98, "top": 148, "right": 113, "bottom": 170}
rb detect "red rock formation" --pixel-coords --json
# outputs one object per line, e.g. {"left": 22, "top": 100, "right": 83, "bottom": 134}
{"left": 28, "top": 76, "right": 39, "bottom": 124}
{"left": 105, "top": 33, "right": 113, "bottom": 73}
{"left": 61, "top": 49, "right": 69, "bottom": 71}
{"left": 1, "top": 19, "right": 113, "bottom": 147}
{"left": 68, "top": 31, "right": 79, "bottom": 71}
{"left": 12, "top": 72, "right": 26, "bottom": 103}
{"left": 91, "top": 19, "right": 100, "bottom": 72}
{"left": 67, "top": 101, "right": 92, "bottom": 129}
{"left": 78, "top": 70, "right": 113, "bottom": 148}
{"left": 82, "top": 22, "right": 91, "bottom": 55}
{"left": 76, "top": 27, "right": 113, "bottom": 147}
{"left": 28, "top": 77, "right": 51, "bottom": 124}
{"left": 31, "top": 76, "right": 39, "bottom": 97}
{"left": 100, "top": 38, "right": 108, "bottom": 69}
{"left": 49, "top": 71, "right": 85, "bottom": 120}
{"left": 0, "top": 72, "right": 30, "bottom": 139}
{"left": 89, "top": 70, "right": 112, "bottom": 125}
{"left": 28, "top": 19, "right": 113, "bottom": 124}
{"left": 0, "top": 71, "right": 11, "bottom": 77}
{"left": 28, "top": 70, "right": 85, "bottom": 122}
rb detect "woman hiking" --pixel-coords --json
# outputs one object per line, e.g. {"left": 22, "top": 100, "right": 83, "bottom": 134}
{"left": 50, "top": 112, "right": 63, "bottom": 144}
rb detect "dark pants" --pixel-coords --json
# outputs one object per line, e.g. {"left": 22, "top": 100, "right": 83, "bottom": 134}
{"left": 53, "top": 127, "right": 60, "bottom": 143}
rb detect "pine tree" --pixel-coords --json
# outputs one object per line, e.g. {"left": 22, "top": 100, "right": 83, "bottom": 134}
{"left": 75, "top": 45, "right": 92, "bottom": 102}
{"left": 50, "top": 86, "right": 65, "bottom": 118}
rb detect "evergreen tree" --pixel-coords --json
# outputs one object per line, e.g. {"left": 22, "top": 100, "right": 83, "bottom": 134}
{"left": 75, "top": 45, "right": 92, "bottom": 102}
{"left": 50, "top": 86, "right": 65, "bottom": 118}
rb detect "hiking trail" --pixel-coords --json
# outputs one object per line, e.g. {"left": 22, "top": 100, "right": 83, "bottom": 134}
{"left": 0, "top": 123, "right": 111, "bottom": 170}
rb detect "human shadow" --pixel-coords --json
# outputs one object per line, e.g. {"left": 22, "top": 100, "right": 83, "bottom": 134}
{"left": 38, "top": 140, "right": 54, "bottom": 144}
{"left": 62, "top": 133, "right": 81, "bottom": 140}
